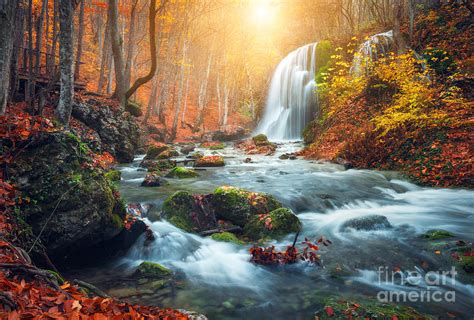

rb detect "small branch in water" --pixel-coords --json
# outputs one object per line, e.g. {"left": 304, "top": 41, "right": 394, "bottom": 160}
{"left": 199, "top": 226, "right": 242, "bottom": 237}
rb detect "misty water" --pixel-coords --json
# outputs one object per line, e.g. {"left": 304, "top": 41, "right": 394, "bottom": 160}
{"left": 68, "top": 143, "right": 474, "bottom": 319}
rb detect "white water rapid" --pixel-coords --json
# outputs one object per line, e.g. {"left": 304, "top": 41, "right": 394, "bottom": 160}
{"left": 254, "top": 43, "right": 319, "bottom": 141}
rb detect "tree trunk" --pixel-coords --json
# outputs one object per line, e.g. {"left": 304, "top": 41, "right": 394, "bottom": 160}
{"left": 26, "top": 0, "right": 34, "bottom": 110}
{"left": 194, "top": 50, "right": 213, "bottom": 131}
{"left": 125, "top": 0, "right": 161, "bottom": 100}
{"left": 170, "top": 40, "right": 188, "bottom": 140}
{"left": 55, "top": 0, "right": 74, "bottom": 126}
{"left": 74, "top": 0, "right": 85, "bottom": 80}
{"left": 35, "top": 0, "right": 48, "bottom": 75}
{"left": 47, "top": 0, "right": 58, "bottom": 73}
{"left": 0, "top": 0, "right": 17, "bottom": 114}
{"left": 124, "top": 0, "right": 138, "bottom": 91}
{"left": 108, "top": 0, "right": 126, "bottom": 106}
{"left": 97, "top": 16, "right": 110, "bottom": 93}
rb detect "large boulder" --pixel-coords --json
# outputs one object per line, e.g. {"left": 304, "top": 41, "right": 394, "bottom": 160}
{"left": 72, "top": 98, "right": 140, "bottom": 163}
{"left": 161, "top": 191, "right": 217, "bottom": 232}
{"left": 166, "top": 167, "right": 199, "bottom": 179}
{"left": 8, "top": 132, "right": 126, "bottom": 258}
{"left": 202, "top": 125, "right": 247, "bottom": 142}
{"left": 211, "top": 186, "right": 281, "bottom": 226}
{"left": 340, "top": 215, "right": 392, "bottom": 232}
{"left": 194, "top": 155, "right": 225, "bottom": 167}
{"left": 243, "top": 208, "right": 301, "bottom": 240}
{"left": 141, "top": 173, "right": 167, "bottom": 187}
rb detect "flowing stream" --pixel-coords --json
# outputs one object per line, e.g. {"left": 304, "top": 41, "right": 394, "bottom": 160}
{"left": 67, "top": 143, "right": 474, "bottom": 319}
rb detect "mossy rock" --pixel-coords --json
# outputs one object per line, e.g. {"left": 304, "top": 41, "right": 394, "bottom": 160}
{"left": 194, "top": 155, "right": 225, "bottom": 167}
{"left": 210, "top": 232, "right": 244, "bottom": 245}
{"left": 146, "top": 160, "right": 176, "bottom": 173}
{"left": 125, "top": 100, "right": 143, "bottom": 117}
{"left": 212, "top": 187, "right": 252, "bottom": 226}
{"left": 243, "top": 208, "right": 301, "bottom": 240}
{"left": 144, "top": 144, "right": 170, "bottom": 160}
{"left": 201, "top": 142, "right": 225, "bottom": 150}
{"left": 156, "top": 149, "right": 179, "bottom": 159}
{"left": 105, "top": 169, "right": 121, "bottom": 182}
{"left": 166, "top": 167, "right": 199, "bottom": 179}
{"left": 453, "top": 245, "right": 474, "bottom": 273}
{"left": 135, "top": 261, "right": 172, "bottom": 278}
{"left": 212, "top": 186, "right": 282, "bottom": 226}
{"left": 421, "top": 229, "right": 454, "bottom": 240}
{"left": 252, "top": 134, "right": 270, "bottom": 146}
{"left": 189, "top": 151, "right": 204, "bottom": 159}
{"left": 161, "top": 191, "right": 216, "bottom": 232}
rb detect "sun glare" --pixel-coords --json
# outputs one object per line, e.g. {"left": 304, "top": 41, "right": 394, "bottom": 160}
{"left": 252, "top": 1, "right": 276, "bottom": 24}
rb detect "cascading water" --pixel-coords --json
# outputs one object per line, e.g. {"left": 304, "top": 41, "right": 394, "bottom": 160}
{"left": 254, "top": 43, "right": 319, "bottom": 141}
{"left": 350, "top": 30, "right": 394, "bottom": 75}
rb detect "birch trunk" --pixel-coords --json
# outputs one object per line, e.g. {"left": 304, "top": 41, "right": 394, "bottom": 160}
{"left": 55, "top": 0, "right": 74, "bottom": 125}
{"left": 0, "top": 0, "right": 16, "bottom": 114}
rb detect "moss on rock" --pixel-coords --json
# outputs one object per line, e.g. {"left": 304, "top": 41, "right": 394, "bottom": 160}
{"left": 243, "top": 208, "right": 301, "bottom": 240}
{"left": 210, "top": 232, "right": 244, "bottom": 245}
{"left": 211, "top": 186, "right": 282, "bottom": 227}
{"left": 252, "top": 134, "right": 270, "bottom": 146}
{"left": 144, "top": 144, "right": 170, "bottom": 160}
{"left": 194, "top": 155, "right": 225, "bottom": 167}
{"left": 135, "top": 261, "right": 172, "bottom": 278}
{"left": 166, "top": 167, "right": 199, "bottom": 179}
{"left": 421, "top": 229, "right": 454, "bottom": 240}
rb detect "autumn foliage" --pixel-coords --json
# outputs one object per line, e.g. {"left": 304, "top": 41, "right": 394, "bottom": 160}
{"left": 250, "top": 236, "right": 331, "bottom": 266}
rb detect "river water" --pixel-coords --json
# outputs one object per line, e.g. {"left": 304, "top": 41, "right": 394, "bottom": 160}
{"left": 68, "top": 143, "right": 474, "bottom": 319}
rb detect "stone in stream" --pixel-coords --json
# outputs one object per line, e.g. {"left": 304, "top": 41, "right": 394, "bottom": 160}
{"left": 166, "top": 167, "right": 199, "bottom": 179}
{"left": 160, "top": 186, "right": 301, "bottom": 240}
{"left": 144, "top": 144, "right": 179, "bottom": 160}
{"left": 194, "top": 155, "right": 225, "bottom": 167}
{"left": 135, "top": 261, "right": 172, "bottom": 279}
{"left": 211, "top": 186, "right": 281, "bottom": 226}
{"left": 141, "top": 173, "right": 168, "bottom": 187}
{"left": 340, "top": 215, "right": 392, "bottom": 232}
{"left": 161, "top": 191, "right": 217, "bottom": 232}
{"left": 180, "top": 144, "right": 196, "bottom": 155}
{"left": 243, "top": 208, "right": 301, "bottom": 240}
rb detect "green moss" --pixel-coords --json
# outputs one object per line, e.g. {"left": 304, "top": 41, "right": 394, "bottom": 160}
{"left": 201, "top": 142, "right": 225, "bottom": 150}
{"left": 189, "top": 151, "right": 204, "bottom": 159}
{"left": 244, "top": 208, "right": 301, "bottom": 240}
{"left": 147, "top": 160, "right": 176, "bottom": 173}
{"left": 111, "top": 213, "right": 123, "bottom": 228}
{"left": 421, "top": 229, "right": 454, "bottom": 240}
{"left": 156, "top": 149, "right": 179, "bottom": 159}
{"left": 210, "top": 232, "right": 244, "bottom": 245}
{"left": 136, "top": 261, "right": 172, "bottom": 278}
{"left": 161, "top": 191, "right": 196, "bottom": 231}
{"left": 252, "top": 134, "right": 269, "bottom": 146}
{"left": 212, "top": 187, "right": 252, "bottom": 226}
{"left": 166, "top": 167, "right": 199, "bottom": 179}
{"left": 105, "top": 169, "right": 121, "bottom": 182}
{"left": 194, "top": 155, "right": 225, "bottom": 167}
{"left": 315, "top": 40, "right": 333, "bottom": 74}
{"left": 126, "top": 100, "right": 143, "bottom": 117}
{"left": 144, "top": 145, "right": 170, "bottom": 160}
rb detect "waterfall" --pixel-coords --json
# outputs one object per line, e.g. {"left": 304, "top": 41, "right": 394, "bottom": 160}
{"left": 351, "top": 30, "right": 394, "bottom": 76}
{"left": 254, "top": 43, "right": 319, "bottom": 141}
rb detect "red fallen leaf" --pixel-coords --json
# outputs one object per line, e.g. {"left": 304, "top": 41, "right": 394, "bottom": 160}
{"left": 392, "top": 316, "right": 398, "bottom": 320}
{"left": 446, "top": 312, "right": 457, "bottom": 318}
{"left": 325, "top": 306, "right": 335, "bottom": 317}
{"left": 463, "top": 251, "right": 474, "bottom": 257}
